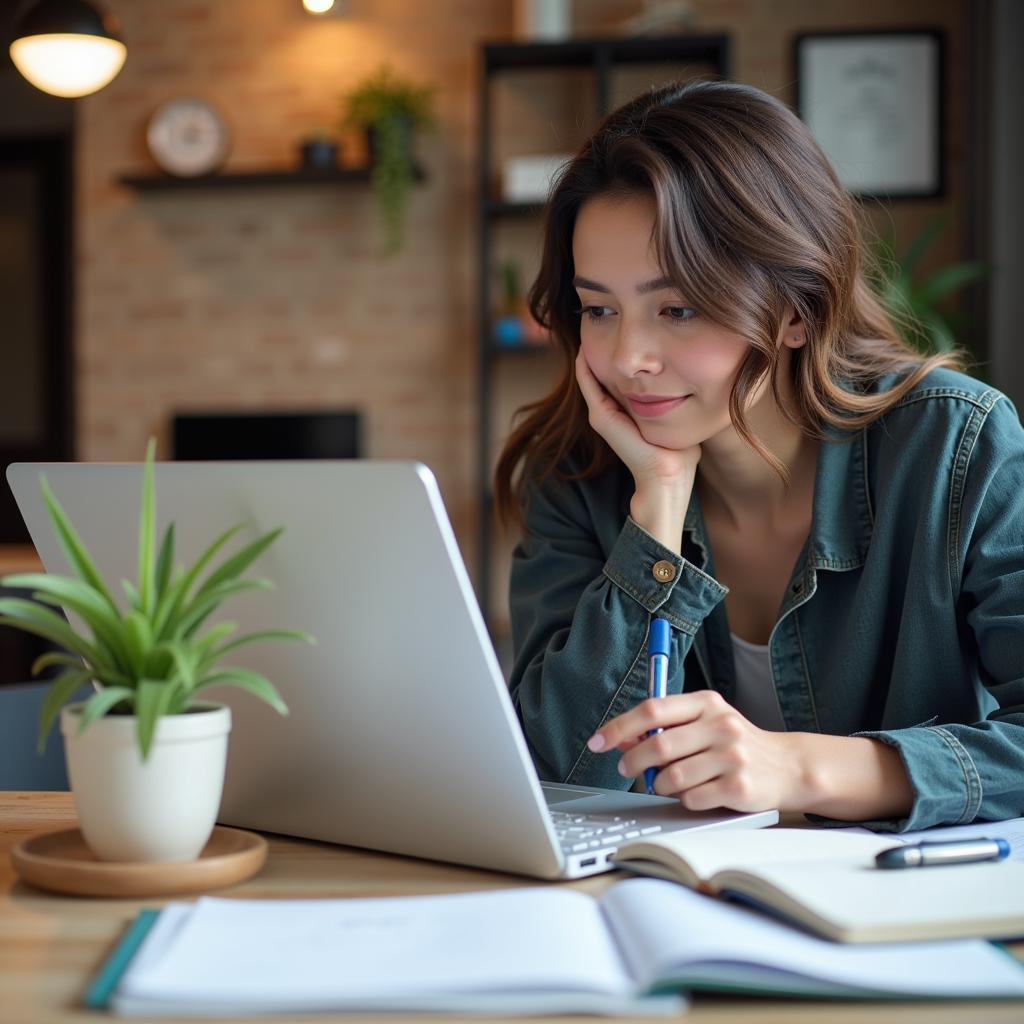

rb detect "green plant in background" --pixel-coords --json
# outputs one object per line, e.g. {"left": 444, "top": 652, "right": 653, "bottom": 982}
{"left": 0, "top": 439, "right": 314, "bottom": 760}
{"left": 868, "top": 210, "right": 987, "bottom": 354}
{"left": 340, "top": 64, "right": 436, "bottom": 255}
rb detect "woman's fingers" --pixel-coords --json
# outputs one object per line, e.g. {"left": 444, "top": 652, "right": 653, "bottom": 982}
{"left": 650, "top": 748, "right": 726, "bottom": 798}
{"left": 616, "top": 720, "right": 714, "bottom": 780}
{"left": 588, "top": 691, "right": 722, "bottom": 753}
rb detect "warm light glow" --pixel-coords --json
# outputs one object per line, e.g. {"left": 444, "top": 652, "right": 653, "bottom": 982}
{"left": 302, "top": 0, "right": 335, "bottom": 13}
{"left": 10, "top": 33, "right": 126, "bottom": 98}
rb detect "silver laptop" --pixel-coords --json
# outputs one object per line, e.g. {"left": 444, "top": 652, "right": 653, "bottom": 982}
{"left": 7, "top": 460, "right": 777, "bottom": 878}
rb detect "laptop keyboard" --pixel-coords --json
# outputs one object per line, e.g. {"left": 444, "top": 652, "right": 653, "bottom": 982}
{"left": 549, "top": 811, "right": 662, "bottom": 853}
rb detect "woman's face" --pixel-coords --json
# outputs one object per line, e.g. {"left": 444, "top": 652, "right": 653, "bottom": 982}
{"left": 572, "top": 192, "right": 765, "bottom": 451}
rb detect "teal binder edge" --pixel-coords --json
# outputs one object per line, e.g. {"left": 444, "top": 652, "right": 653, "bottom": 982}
{"left": 83, "top": 909, "right": 161, "bottom": 1010}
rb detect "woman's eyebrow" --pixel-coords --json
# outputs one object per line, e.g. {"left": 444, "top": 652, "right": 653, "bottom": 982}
{"left": 572, "top": 275, "right": 675, "bottom": 295}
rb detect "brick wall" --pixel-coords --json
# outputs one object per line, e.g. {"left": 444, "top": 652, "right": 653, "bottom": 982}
{"left": 77, "top": 0, "right": 510, "bottom": 558}
{"left": 75, "top": 0, "right": 970, "bottom": 609}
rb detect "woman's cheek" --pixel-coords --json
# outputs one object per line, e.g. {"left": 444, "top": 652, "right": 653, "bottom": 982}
{"left": 579, "top": 335, "right": 616, "bottom": 392}
{"left": 677, "top": 333, "right": 748, "bottom": 385}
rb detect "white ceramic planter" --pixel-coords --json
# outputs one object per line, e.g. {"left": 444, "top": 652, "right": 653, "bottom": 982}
{"left": 60, "top": 701, "right": 231, "bottom": 863}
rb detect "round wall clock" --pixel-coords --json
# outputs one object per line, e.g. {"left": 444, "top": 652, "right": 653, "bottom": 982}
{"left": 146, "top": 98, "right": 230, "bottom": 177}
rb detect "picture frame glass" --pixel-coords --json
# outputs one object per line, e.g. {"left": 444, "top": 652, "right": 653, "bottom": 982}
{"left": 797, "top": 33, "right": 940, "bottom": 197}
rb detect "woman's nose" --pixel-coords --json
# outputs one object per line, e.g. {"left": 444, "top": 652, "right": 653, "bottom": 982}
{"left": 612, "top": 320, "right": 662, "bottom": 376}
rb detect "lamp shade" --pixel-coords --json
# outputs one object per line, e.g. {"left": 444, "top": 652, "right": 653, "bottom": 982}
{"left": 9, "top": 0, "right": 126, "bottom": 98}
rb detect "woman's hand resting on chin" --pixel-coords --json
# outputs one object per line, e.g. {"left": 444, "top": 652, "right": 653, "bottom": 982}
{"left": 575, "top": 350, "right": 699, "bottom": 553}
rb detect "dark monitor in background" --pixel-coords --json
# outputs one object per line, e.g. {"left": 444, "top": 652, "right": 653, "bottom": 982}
{"left": 172, "top": 411, "right": 361, "bottom": 461}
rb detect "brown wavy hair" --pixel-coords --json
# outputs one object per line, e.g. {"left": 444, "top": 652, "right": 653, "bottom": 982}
{"left": 494, "top": 78, "right": 964, "bottom": 525}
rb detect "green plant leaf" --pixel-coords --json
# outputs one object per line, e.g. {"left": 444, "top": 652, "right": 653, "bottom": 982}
{"left": 0, "top": 598, "right": 104, "bottom": 667}
{"left": 37, "top": 669, "right": 93, "bottom": 754}
{"left": 152, "top": 524, "right": 245, "bottom": 639}
{"left": 31, "top": 650, "right": 131, "bottom": 689}
{"left": 916, "top": 262, "right": 988, "bottom": 309}
{"left": 194, "top": 667, "right": 288, "bottom": 715}
{"left": 137, "top": 438, "right": 157, "bottom": 616}
{"left": 134, "top": 679, "right": 174, "bottom": 760}
{"left": 31, "top": 650, "right": 85, "bottom": 676}
{"left": 77, "top": 686, "right": 136, "bottom": 731}
{"left": 122, "top": 609, "right": 154, "bottom": 680}
{"left": 194, "top": 528, "right": 283, "bottom": 601}
{"left": 121, "top": 580, "right": 140, "bottom": 610}
{"left": 901, "top": 210, "right": 953, "bottom": 278}
{"left": 174, "top": 578, "right": 273, "bottom": 640}
{"left": 154, "top": 522, "right": 175, "bottom": 603}
{"left": 201, "top": 628, "right": 315, "bottom": 674}
{"left": 919, "top": 309, "right": 957, "bottom": 353}
{"left": 38, "top": 475, "right": 119, "bottom": 616}
{"left": 3, "top": 572, "right": 131, "bottom": 673}
{"left": 165, "top": 679, "right": 192, "bottom": 715}
{"left": 154, "top": 639, "right": 198, "bottom": 693}
{"left": 193, "top": 621, "right": 238, "bottom": 662}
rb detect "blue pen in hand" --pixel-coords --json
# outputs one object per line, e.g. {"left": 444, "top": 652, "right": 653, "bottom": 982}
{"left": 644, "top": 618, "right": 671, "bottom": 795}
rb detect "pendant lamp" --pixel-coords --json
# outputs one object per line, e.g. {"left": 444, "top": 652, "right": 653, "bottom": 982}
{"left": 10, "top": 0, "right": 126, "bottom": 98}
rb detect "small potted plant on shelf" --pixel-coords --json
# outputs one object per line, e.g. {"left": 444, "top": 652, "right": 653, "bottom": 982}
{"left": 298, "top": 125, "right": 340, "bottom": 170}
{"left": 0, "top": 439, "right": 313, "bottom": 864}
{"left": 340, "top": 64, "right": 436, "bottom": 255}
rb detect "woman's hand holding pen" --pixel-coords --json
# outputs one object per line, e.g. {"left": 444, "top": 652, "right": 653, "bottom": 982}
{"left": 587, "top": 692, "right": 916, "bottom": 819}
{"left": 586, "top": 690, "right": 803, "bottom": 812}
{"left": 575, "top": 351, "right": 699, "bottom": 553}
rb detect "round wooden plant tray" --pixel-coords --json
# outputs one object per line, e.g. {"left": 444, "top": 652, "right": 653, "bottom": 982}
{"left": 10, "top": 825, "right": 267, "bottom": 898}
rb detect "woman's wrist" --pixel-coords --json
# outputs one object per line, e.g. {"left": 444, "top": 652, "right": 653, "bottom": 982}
{"left": 785, "top": 733, "right": 915, "bottom": 821}
{"left": 630, "top": 482, "right": 692, "bottom": 555}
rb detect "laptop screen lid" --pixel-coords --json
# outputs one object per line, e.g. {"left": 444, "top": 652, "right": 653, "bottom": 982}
{"left": 7, "top": 460, "right": 566, "bottom": 877}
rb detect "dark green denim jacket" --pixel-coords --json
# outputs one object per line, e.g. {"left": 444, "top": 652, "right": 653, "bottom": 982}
{"left": 508, "top": 368, "right": 1024, "bottom": 831}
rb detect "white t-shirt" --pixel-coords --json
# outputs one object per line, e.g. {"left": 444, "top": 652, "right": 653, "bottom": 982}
{"left": 730, "top": 633, "right": 786, "bottom": 731}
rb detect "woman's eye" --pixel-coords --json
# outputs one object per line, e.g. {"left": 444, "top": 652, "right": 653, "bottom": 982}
{"left": 578, "top": 305, "right": 614, "bottom": 323}
{"left": 664, "top": 306, "right": 697, "bottom": 322}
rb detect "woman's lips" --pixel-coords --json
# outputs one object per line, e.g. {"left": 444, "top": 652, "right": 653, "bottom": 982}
{"left": 625, "top": 394, "right": 691, "bottom": 418}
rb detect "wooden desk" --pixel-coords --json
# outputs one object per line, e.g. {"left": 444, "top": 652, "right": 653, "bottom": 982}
{"left": 0, "top": 545, "right": 43, "bottom": 576}
{"left": 3, "top": 792, "right": 1023, "bottom": 1023}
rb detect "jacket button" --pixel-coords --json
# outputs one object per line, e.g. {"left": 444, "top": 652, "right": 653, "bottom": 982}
{"left": 652, "top": 560, "right": 677, "bottom": 583}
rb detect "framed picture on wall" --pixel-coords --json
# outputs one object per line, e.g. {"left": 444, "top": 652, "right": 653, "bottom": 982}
{"left": 794, "top": 29, "right": 944, "bottom": 200}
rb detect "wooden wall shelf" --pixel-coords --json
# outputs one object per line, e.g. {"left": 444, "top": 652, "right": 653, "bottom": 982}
{"left": 118, "top": 165, "right": 425, "bottom": 191}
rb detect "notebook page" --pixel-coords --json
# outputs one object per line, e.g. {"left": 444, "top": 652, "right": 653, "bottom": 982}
{"left": 117, "top": 888, "right": 634, "bottom": 1007}
{"left": 599, "top": 877, "right": 1024, "bottom": 997}
{"left": 733, "top": 858, "right": 1024, "bottom": 942}
{"left": 616, "top": 827, "right": 890, "bottom": 882}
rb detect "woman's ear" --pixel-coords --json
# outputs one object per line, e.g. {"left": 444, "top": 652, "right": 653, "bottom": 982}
{"left": 780, "top": 307, "right": 807, "bottom": 350}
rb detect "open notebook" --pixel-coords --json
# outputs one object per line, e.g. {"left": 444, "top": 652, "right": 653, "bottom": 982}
{"left": 88, "top": 879, "right": 1024, "bottom": 1016}
{"left": 611, "top": 827, "right": 1024, "bottom": 943}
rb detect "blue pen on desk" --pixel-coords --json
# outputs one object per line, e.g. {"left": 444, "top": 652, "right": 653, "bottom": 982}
{"left": 875, "top": 837, "right": 1011, "bottom": 869}
{"left": 644, "top": 618, "right": 671, "bottom": 795}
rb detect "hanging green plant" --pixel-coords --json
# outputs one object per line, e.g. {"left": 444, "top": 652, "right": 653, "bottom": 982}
{"left": 340, "top": 65, "right": 436, "bottom": 255}
{"left": 867, "top": 210, "right": 987, "bottom": 355}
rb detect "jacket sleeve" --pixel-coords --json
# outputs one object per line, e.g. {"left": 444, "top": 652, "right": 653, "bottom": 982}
{"left": 507, "top": 472, "right": 727, "bottom": 788}
{"left": 825, "top": 396, "right": 1024, "bottom": 831}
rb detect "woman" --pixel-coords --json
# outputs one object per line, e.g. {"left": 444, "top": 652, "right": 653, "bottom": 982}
{"left": 494, "top": 79, "right": 1024, "bottom": 831}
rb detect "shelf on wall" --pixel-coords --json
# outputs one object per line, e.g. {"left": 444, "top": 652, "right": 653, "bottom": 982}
{"left": 488, "top": 342, "right": 556, "bottom": 357}
{"left": 118, "top": 165, "right": 425, "bottom": 191}
{"left": 486, "top": 198, "right": 547, "bottom": 218}
{"left": 483, "top": 34, "right": 731, "bottom": 71}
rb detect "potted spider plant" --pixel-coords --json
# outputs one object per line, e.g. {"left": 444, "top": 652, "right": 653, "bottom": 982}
{"left": 0, "top": 440, "right": 313, "bottom": 863}
{"left": 340, "top": 64, "right": 436, "bottom": 255}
